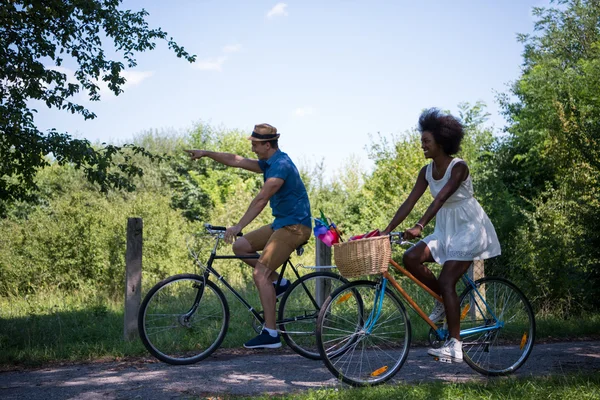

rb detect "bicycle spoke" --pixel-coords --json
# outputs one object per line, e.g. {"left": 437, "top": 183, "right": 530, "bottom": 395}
{"left": 324, "top": 332, "right": 360, "bottom": 353}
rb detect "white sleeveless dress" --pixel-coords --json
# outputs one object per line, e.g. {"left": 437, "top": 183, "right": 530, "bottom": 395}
{"left": 422, "top": 158, "right": 501, "bottom": 265}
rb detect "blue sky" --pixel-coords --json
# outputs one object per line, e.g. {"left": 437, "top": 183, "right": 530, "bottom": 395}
{"left": 33, "top": 0, "right": 548, "bottom": 177}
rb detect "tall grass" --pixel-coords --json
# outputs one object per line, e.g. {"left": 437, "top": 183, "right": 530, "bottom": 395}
{"left": 0, "top": 263, "right": 309, "bottom": 367}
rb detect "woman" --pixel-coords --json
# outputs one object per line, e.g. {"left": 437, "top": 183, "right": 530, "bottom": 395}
{"left": 381, "top": 108, "right": 501, "bottom": 363}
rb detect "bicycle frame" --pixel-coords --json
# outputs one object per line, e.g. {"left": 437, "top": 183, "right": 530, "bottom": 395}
{"left": 191, "top": 232, "right": 325, "bottom": 329}
{"left": 368, "top": 258, "right": 503, "bottom": 341}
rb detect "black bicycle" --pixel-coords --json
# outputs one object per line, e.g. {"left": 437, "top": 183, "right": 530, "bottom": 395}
{"left": 138, "top": 223, "right": 348, "bottom": 365}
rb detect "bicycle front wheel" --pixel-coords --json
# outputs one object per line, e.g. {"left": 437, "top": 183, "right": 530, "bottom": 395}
{"left": 278, "top": 271, "right": 348, "bottom": 359}
{"left": 138, "top": 274, "right": 229, "bottom": 365}
{"left": 316, "top": 280, "right": 411, "bottom": 387}
{"left": 459, "top": 277, "right": 535, "bottom": 375}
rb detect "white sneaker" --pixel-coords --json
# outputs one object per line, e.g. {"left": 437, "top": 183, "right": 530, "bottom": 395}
{"left": 428, "top": 300, "right": 445, "bottom": 323}
{"left": 428, "top": 338, "right": 463, "bottom": 363}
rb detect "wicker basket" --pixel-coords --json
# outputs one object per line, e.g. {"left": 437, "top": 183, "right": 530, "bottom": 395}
{"left": 333, "top": 235, "right": 391, "bottom": 278}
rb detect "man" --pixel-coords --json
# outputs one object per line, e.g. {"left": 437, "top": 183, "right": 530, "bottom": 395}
{"left": 184, "top": 123, "right": 312, "bottom": 349}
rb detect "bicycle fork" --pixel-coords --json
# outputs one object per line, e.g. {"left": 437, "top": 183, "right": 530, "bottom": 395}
{"left": 458, "top": 276, "right": 504, "bottom": 349}
{"left": 180, "top": 276, "right": 208, "bottom": 326}
{"left": 362, "top": 279, "right": 388, "bottom": 333}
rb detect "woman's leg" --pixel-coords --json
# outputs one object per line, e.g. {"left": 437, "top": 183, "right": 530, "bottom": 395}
{"left": 402, "top": 242, "right": 439, "bottom": 295}
{"left": 438, "top": 260, "right": 473, "bottom": 339}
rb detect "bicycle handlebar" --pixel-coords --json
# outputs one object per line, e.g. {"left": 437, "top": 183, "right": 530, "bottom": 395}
{"left": 389, "top": 231, "right": 415, "bottom": 247}
{"left": 204, "top": 223, "right": 243, "bottom": 236}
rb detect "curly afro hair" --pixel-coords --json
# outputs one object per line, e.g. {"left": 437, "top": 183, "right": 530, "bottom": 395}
{"left": 418, "top": 108, "right": 464, "bottom": 156}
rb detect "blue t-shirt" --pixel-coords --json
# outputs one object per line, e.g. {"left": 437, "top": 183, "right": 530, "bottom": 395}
{"left": 258, "top": 150, "right": 312, "bottom": 230}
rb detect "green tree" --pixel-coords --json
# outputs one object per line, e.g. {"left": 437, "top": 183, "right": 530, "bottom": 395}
{"left": 495, "top": 0, "right": 600, "bottom": 313}
{"left": 0, "top": 0, "right": 195, "bottom": 215}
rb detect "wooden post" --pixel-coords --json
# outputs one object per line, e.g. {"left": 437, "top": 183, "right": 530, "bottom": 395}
{"left": 124, "top": 217, "right": 143, "bottom": 341}
{"left": 468, "top": 260, "right": 485, "bottom": 319}
{"left": 315, "top": 239, "right": 332, "bottom": 306}
{"left": 470, "top": 260, "right": 485, "bottom": 281}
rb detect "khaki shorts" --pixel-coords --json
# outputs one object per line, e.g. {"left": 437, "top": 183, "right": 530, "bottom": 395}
{"left": 244, "top": 224, "right": 312, "bottom": 271}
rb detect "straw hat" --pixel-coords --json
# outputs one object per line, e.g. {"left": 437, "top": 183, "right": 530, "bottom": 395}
{"left": 248, "top": 123, "right": 280, "bottom": 141}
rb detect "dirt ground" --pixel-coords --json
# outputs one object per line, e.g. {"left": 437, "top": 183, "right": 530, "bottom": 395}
{"left": 1, "top": 340, "right": 599, "bottom": 399}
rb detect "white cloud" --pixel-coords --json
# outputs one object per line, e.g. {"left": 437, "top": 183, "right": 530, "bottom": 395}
{"left": 121, "top": 70, "right": 154, "bottom": 87}
{"left": 267, "top": 3, "right": 288, "bottom": 19}
{"left": 193, "top": 44, "right": 241, "bottom": 72}
{"left": 94, "top": 70, "right": 153, "bottom": 97}
{"left": 47, "top": 65, "right": 75, "bottom": 77}
{"left": 46, "top": 66, "right": 153, "bottom": 89}
{"left": 43, "top": 66, "right": 153, "bottom": 100}
{"left": 294, "top": 106, "right": 315, "bottom": 117}
{"left": 222, "top": 44, "right": 242, "bottom": 53}
{"left": 193, "top": 57, "right": 228, "bottom": 72}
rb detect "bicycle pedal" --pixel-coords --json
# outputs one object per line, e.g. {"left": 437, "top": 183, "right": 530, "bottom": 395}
{"left": 437, "top": 356, "right": 453, "bottom": 364}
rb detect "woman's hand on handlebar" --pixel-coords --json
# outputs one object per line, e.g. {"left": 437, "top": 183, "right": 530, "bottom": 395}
{"left": 403, "top": 225, "right": 423, "bottom": 241}
{"left": 224, "top": 224, "right": 242, "bottom": 244}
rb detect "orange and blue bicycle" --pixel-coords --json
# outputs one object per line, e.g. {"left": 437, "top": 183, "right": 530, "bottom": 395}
{"left": 315, "top": 232, "right": 536, "bottom": 386}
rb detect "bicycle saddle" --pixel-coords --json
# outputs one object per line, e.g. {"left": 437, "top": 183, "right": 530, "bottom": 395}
{"left": 296, "top": 241, "right": 308, "bottom": 256}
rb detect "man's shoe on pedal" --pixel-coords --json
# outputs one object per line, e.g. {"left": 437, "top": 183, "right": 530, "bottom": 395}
{"left": 274, "top": 279, "right": 291, "bottom": 298}
{"left": 428, "top": 337, "right": 463, "bottom": 363}
{"left": 244, "top": 329, "right": 282, "bottom": 349}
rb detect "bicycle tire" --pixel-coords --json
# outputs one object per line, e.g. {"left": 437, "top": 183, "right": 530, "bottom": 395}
{"left": 459, "top": 276, "right": 535, "bottom": 375}
{"left": 278, "top": 271, "right": 349, "bottom": 359}
{"left": 316, "top": 280, "right": 411, "bottom": 386}
{"left": 138, "top": 273, "right": 229, "bottom": 365}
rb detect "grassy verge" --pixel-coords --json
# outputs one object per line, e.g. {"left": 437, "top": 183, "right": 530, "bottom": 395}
{"left": 0, "top": 286, "right": 263, "bottom": 367}
{"left": 1, "top": 288, "right": 599, "bottom": 367}
{"left": 404, "top": 305, "right": 600, "bottom": 345}
{"left": 247, "top": 374, "right": 600, "bottom": 400}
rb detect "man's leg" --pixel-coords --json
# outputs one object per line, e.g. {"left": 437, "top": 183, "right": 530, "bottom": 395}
{"left": 242, "top": 259, "right": 282, "bottom": 349}
{"left": 233, "top": 225, "right": 279, "bottom": 282}
{"left": 243, "top": 260, "right": 282, "bottom": 349}
{"left": 233, "top": 236, "right": 279, "bottom": 282}
{"left": 244, "top": 225, "right": 310, "bottom": 349}
{"left": 254, "top": 225, "right": 311, "bottom": 330}
{"left": 253, "top": 262, "right": 278, "bottom": 329}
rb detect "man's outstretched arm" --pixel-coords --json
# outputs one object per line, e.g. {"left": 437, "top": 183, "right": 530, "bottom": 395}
{"left": 224, "top": 177, "right": 284, "bottom": 243}
{"left": 184, "top": 150, "right": 262, "bottom": 173}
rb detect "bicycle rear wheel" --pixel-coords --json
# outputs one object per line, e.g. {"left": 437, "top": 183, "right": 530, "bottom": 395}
{"left": 316, "top": 280, "right": 411, "bottom": 386}
{"left": 138, "top": 274, "right": 229, "bottom": 365}
{"left": 459, "top": 277, "right": 535, "bottom": 375}
{"left": 278, "top": 271, "right": 348, "bottom": 359}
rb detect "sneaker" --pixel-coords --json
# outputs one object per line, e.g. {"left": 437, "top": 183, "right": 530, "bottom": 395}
{"left": 429, "top": 300, "right": 446, "bottom": 323}
{"left": 428, "top": 338, "right": 463, "bottom": 363}
{"left": 274, "top": 280, "right": 291, "bottom": 298}
{"left": 243, "top": 329, "right": 282, "bottom": 349}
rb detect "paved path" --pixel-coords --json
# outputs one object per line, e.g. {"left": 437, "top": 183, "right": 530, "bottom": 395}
{"left": 1, "top": 341, "right": 599, "bottom": 399}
